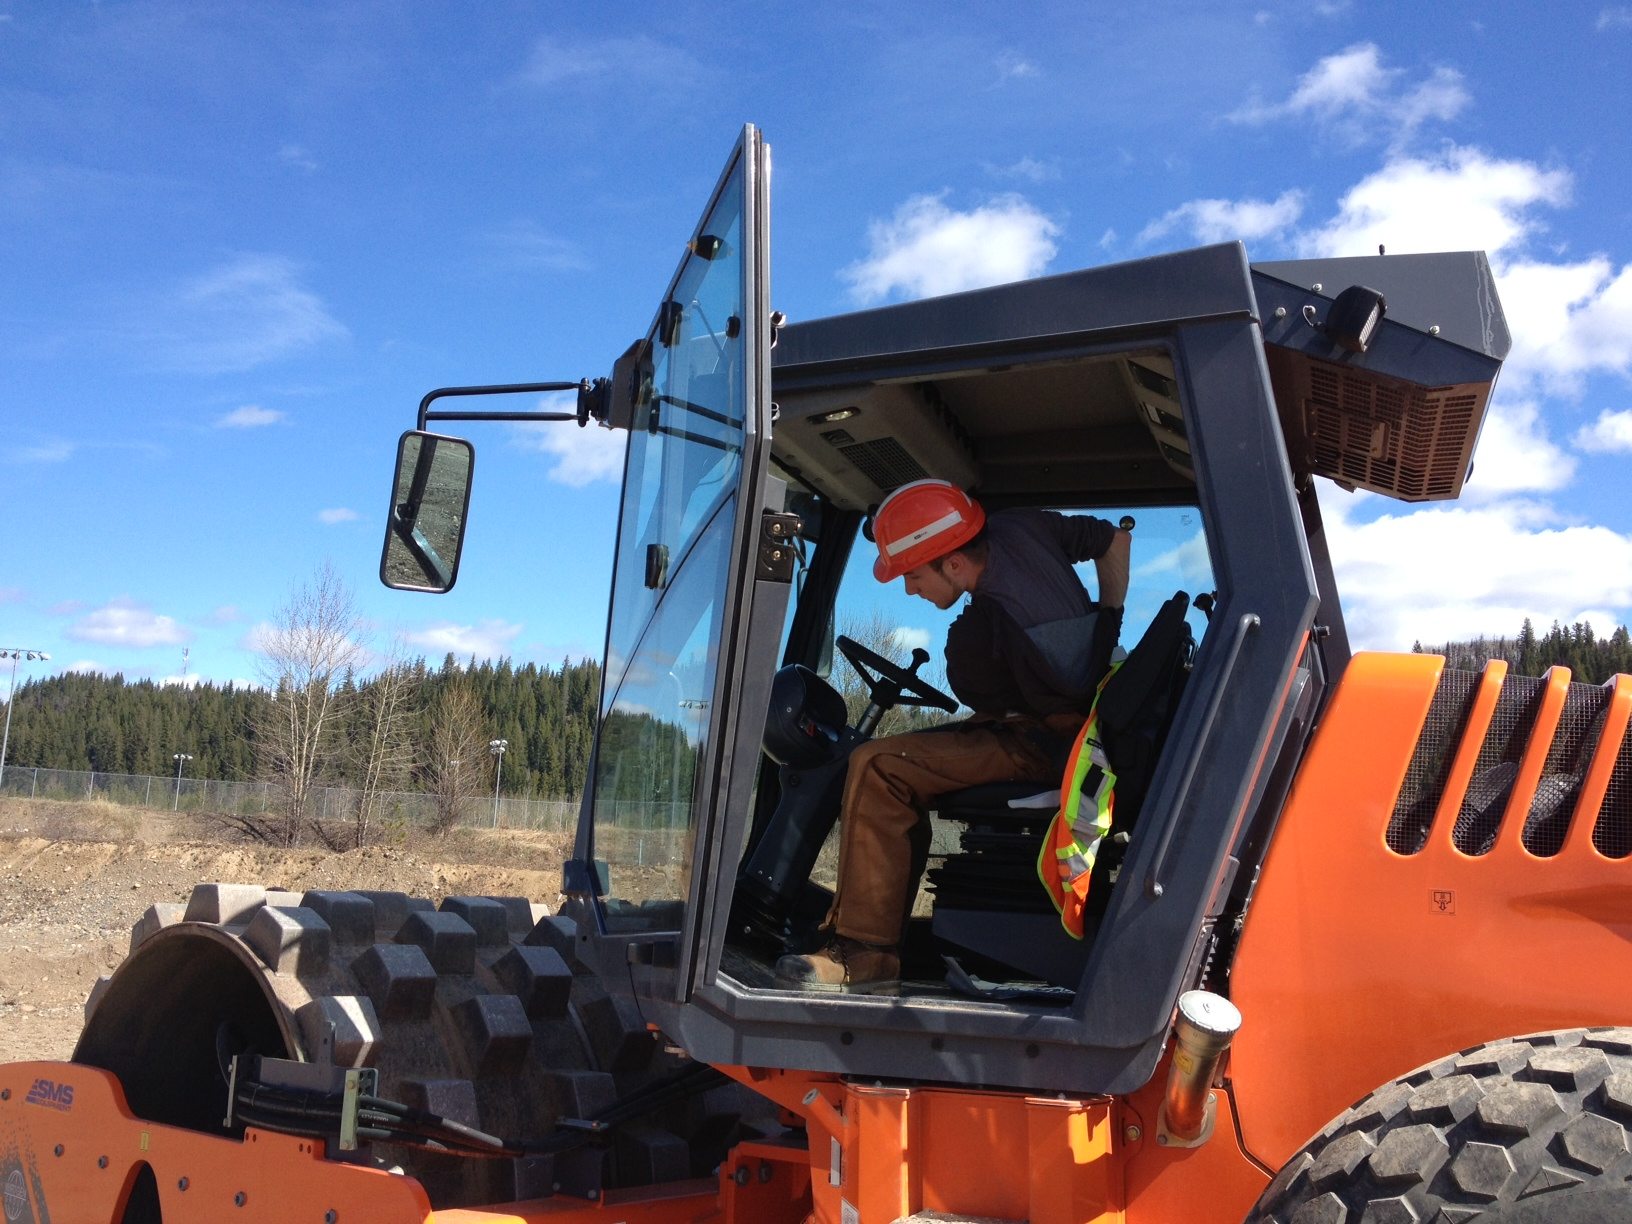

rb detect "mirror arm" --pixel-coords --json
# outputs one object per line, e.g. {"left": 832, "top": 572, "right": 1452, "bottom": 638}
{"left": 416, "top": 381, "right": 590, "bottom": 431}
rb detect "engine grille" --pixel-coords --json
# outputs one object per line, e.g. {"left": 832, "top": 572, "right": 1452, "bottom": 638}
{"left": 1385, "top": 670, "right": 1479, "bottom": 854}
{"left": 1596, "top": 730, "right": 1632, "bottom": 858}
{"left": 1386, "top": 664, "right": 1626, "bottom": 858}
{"left": 1450, "top": 674, "right": 1546, "bottom": 856}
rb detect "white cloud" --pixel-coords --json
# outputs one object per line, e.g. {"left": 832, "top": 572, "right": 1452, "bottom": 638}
{"left": 511, "top": 398, "right": 626, "bottom": 487}
{"left": 1320, "top": 484, "right": 1632, "bottom": 649}
{"left": 985, "top": 156, "right": 1059, "bottom": 184}
{"left": 1282, "top": 146, "right": 1631, "bottom": 394}
{"left": 1295, "top": 146, "right": 1570, "bottom": 260}
{"left": 994, "top": 50, "right": 1038, "bottom": 81}
{"left": 519, "top": 36, "right": 700, "bottom": 88}
{"left": 1139, "top": 190, "right": 1304, "bottom": 246}
{"left": 7, "top": 439, "right": 74, "bottom": 463}
{"left": 1500, "top": 258, "right": 1632, "bottom": 393}
{"left": 278, "top": 144, "right": 318, "bottom": 173}
{"left": 401, "top": 619, "right": 525, "bottom": 659}
{"left": 216, "top": 404, "right": 285, "bottom": 428}
{"left": 1460, "top": 399, "right": 1576, "bottom": 498}
{"left": 1230, "top": 43, "right": 1469, "bottom": 149}
{"left": 840, "top": 193, "right": 1060, "bottom": 305}
{"left": 67, "top": 600, "right": 190, "bottom": 648}
{"left": 889, "top": 626, "right": 932, "bottom": 655}
{"left": 478, "top": 220, "right": 589, "bottom": 273}
{"left": 148, "top": 254, "right": 347, "bottom": 373}
{"left": 1598, "top": 7, "right": 1632, "bottom": 29}
{"left": 1135, "top": 531, "right": 1214, "bottom": 591}
{"left": 317, "top": 507, "right": 359, "bottom": 524}
{"left": 1574, "top": 409, "right": 1632, "bottom": 453}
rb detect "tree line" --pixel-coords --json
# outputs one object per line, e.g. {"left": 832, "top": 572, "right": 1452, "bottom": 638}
{"left": 1, "top": 653, "right": 601, "bottom": 799}
{"left": 1412, "top": 617, "right": 1632, "bottom": 684}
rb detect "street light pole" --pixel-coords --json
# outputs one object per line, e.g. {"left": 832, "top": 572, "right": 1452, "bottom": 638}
{"left": 489, "top": 739, "right": 508, "bottom": 828}
{"left": 172, "top": 752, "right": 193, "bottom": 811}
{"left": 0, "top": 648, "right": 51, "bottom": 790}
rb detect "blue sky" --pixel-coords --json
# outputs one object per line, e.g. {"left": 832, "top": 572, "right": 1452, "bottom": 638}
{"left": 3, "top": 1, "right": 1631, "bottom": 698}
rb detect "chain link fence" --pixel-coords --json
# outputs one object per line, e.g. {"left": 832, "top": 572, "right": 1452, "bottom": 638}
{"left": 0, "top": 765, "right": 582, "bottom": 833}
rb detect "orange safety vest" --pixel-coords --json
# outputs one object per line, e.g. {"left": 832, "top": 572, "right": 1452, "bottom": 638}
{"left": 1037, "top": 666, "right": 1119, "bottom": 939}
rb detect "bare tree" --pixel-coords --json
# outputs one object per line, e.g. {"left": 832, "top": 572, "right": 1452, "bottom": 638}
{"left": 254, "top": 562, "right": 367, "bottom": 846}
{"left": 423, "top": 683, "right": 487, "bottom": 834}
{"left": 344, "top": 651, "right": 417, "bottom": 848}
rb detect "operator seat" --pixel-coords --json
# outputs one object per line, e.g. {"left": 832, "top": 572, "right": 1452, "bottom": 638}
{"left": 928, "top": 593, "right": 1195, "bottom": 987}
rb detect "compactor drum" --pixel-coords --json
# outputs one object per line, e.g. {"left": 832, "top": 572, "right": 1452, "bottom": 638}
{"left": 72, "top": 885, "right": 762, "bottom": 1211}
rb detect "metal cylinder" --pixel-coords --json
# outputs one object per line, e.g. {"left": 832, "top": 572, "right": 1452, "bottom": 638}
{"left": 1160, "top": 990, "right": 1242, "bottom": 1143}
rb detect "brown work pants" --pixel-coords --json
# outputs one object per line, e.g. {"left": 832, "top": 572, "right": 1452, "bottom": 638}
{"left": 826, "top": 718, "right": 1075, "bottom": 947}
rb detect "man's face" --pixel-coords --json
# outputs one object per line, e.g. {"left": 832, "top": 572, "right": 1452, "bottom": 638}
{"left": 902, "top": 559, "right": 961, "bottom": 610}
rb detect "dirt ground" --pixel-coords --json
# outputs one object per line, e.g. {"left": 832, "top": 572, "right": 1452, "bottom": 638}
{"left": 0, "top": 797, "right": 574, "bottom": 1065}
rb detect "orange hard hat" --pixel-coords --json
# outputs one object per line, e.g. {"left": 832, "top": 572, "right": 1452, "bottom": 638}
{"left": 871, "top": 479, "right": 986, "bottom": 582}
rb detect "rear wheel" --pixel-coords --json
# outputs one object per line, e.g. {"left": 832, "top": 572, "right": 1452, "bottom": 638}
{"left": 1248, "top": 1027, "right": 1632, "bottom": 1222}
{"left": 75, "top": 884, "right": 767, "bottom": 1210}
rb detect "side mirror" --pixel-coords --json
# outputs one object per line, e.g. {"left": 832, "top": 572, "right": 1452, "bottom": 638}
{"left": 380, "top": 431, "right": 474, "bottom": 593}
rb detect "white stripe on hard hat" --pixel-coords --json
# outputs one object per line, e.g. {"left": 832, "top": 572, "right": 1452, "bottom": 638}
{"left": 883, "top": 508, "right": 966, "bottom": 557}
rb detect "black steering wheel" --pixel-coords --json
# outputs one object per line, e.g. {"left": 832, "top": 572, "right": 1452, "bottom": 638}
{"left": 835, "top": 635, "right": 959, "bottom": 714}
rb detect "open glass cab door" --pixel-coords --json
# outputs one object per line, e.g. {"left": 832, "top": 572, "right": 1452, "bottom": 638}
{"left": 572, "top": 125, "right": 778, "bottom": 995}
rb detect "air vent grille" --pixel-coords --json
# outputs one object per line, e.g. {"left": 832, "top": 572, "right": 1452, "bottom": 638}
{"left": 837, "top": 437, "right": 929, "bottom": 492}
{"left": 1595, "top": 726, "right": 1632, "bottom": 859}
{"left": 1305, "top": 364, "right": 1480, "bottom": 502}
{"left": 1386, "top": 667, "right": 1627, "bottom": 859}
{"left": 1386, "top": 670, "right": 1479, "bottom": 854}
{"left": 1450, "top": 673, "right": 1544, "bottom": 856}
{"left": 1523, "top": 684, "right": 1611, "bottom": 857}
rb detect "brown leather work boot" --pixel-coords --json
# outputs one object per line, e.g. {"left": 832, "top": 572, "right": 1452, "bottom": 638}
{"left": 774, "top": 936, "right": 900, "bottom": 990}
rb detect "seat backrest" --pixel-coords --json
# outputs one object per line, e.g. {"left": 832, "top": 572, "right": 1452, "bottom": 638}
{"left": 1095, "top": 592, "right": 1194, "bottom": 834}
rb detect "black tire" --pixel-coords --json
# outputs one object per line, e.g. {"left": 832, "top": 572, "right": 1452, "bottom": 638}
{"left": 1248, "top": 1027, "right": 1632, "bottom": 1223}
{"left": 74, "top": 884, "right": 768, "bottom": 1210}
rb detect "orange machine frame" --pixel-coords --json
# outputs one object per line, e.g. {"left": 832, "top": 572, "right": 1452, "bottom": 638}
{"left": 1230, "top": 653, "right": 1632, "bottom": 1167}
{"left": 2, "top": 1055, "right": 1277, "bottom": 1224}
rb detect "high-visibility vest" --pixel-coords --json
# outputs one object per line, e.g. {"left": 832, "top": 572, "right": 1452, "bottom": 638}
{"left": 1037, "top": 666, "right": 1119, "bottom": 939}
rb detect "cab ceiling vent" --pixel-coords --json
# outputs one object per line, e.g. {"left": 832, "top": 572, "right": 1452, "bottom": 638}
{"left": 836, "top": 436, "right": 928, "bottom": 492}
{"left": 1264, "top": 347, "right": 1486, "bottom": 503}
{"left": 770, "top": 381, "right": 978, "bottom": 510}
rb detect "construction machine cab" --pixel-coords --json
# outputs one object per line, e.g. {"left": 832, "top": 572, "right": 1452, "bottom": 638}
{"left": 383, "top": 125, "right": 1509, "bottom": 1099}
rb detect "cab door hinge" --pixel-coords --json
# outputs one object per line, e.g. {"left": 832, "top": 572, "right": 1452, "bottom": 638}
{"left": 757, "top": 512, "right": 802, "bottom": 582}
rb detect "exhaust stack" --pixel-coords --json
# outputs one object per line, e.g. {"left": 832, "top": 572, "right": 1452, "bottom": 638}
{"left": 1158, "top": 990, "right": 1242, "bottom": 1146}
